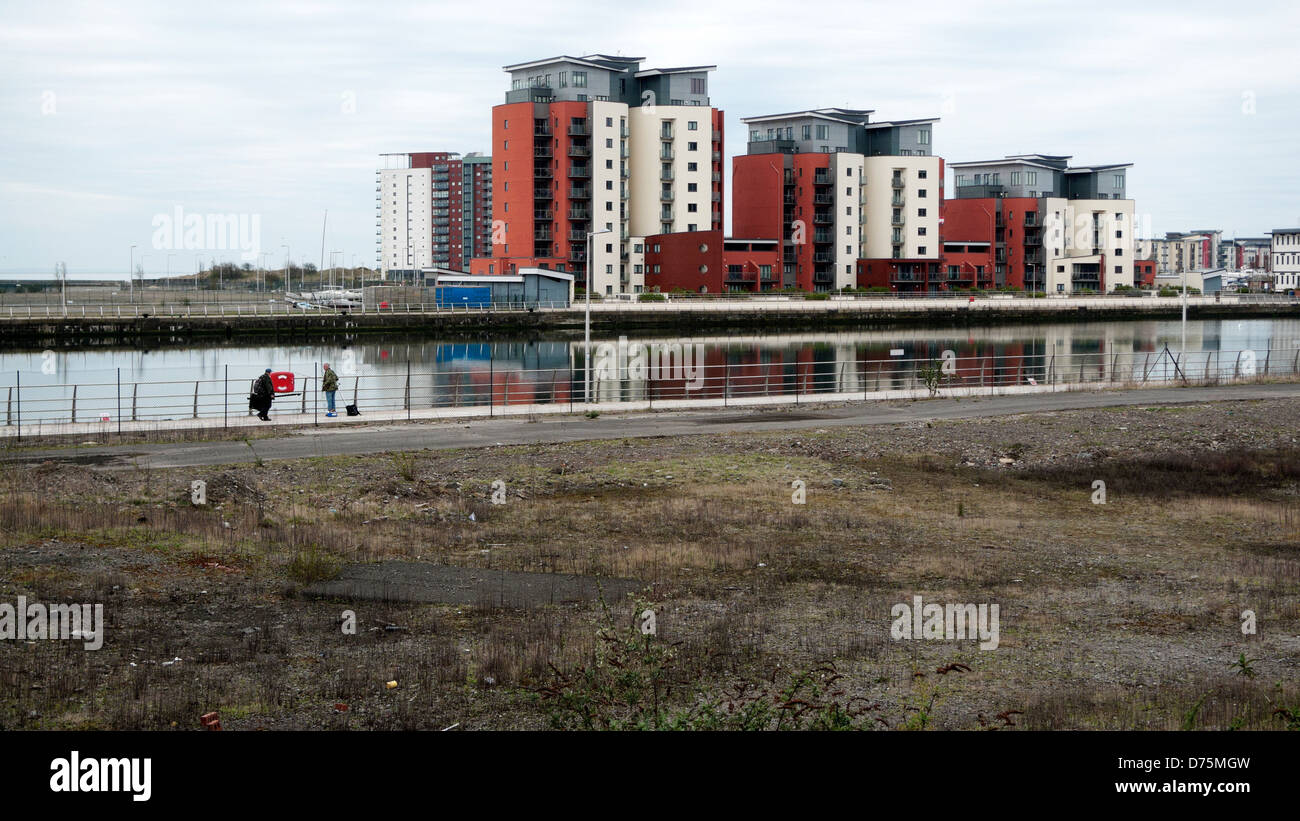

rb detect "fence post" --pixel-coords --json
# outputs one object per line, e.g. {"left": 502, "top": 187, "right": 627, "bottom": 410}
{"left": 224, "top": 365, "right": 229, "bottom": 429}
{"left": 723, "top": 361, "right": 729, "bottom": 407}
{"left": 6, "top": 385, "right": 10, "bottom": 426}
{"left": 405, "top": 360, "right": 411, "bottom": 419}
{"left": 15, "top": 372, "right": 19, "bottom": 441}
{"left": 71, "top": 385, "right": 77, "bottom": 423}
{"left": 132, "top": 383, "right": 138, "bottom": 421}
{"left": 489, "top": 348, "right": 494, "bottom": 418}
{"left": 193, "top": 381, "right": 199, "bottom": 418}
{"left": 300, "top": 378, "right": 307, "bottom": 414}
{"left": 313, "top": 363, "right": 318, "bottom": 426}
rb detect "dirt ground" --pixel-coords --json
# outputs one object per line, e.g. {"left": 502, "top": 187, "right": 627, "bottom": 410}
{"left": 1, "top": 396, "right": 1298, "bottom": 730}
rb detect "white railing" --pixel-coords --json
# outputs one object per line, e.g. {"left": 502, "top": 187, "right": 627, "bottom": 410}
{"left": 1, "top": 293, "right": 1294, "bottom": 320}
{"left": 2, "top": 347, "right": 1291, "bottom": 435}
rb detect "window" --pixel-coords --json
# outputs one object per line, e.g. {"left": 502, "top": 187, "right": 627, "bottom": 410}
{"left": 503, "top": 140, "right": 508, "bottom": 150}
{"left": 918, "top": 129, "right": 930, "bottom": 145}
{"left": 690, "top": 77, "right": 706, "bottom": 95}
{"left": 688, "top": 223, "right": 697, "bottom": 231}
{"left": 572, "top": 71, "right": 587, "bottom": 87}
{"left": 802, "top": 124, "right": 811, "bottom": 140}
{"left": 918, "top": 169, "right": 927, "bottom": 179}
{"left": 1115, "top": 212, "right": 1124, "bottom": 220}
{"left": 918, "top": 189, "right": 927, "bottom": 198}
{"left": 918, "top": 208, "right": 927, "bottom": 217}
{"left": 688, "top": 121, "right": 698, "bottom": 131}
{"left": 1010, "top": 172, "right": 1020, "bottom": 186}
{"left": 688, "top": 162, "right": 699, "bottom": 172}
{"left": 605, "top": 180, "right": 613, "bottom": 190}
{"left": 687, "top": 182, "right": 697, "bottom": 192}
{"left": 815, "top": 124, "right": 829, "bottom": 140}
{"left": 918, "top": 227, "right": 927, "bottom": 236}
{"left": 1115, "top": 266, "right": 1123, "bottom": 274}
{"left": 606, "top": 202, "right": 613, "bottom": 211}
{"left": 558, "top": 72, "right": 567, "bottom": 87}
{"left": 688, "top": 141, "right": 698, "bottom": 151}
{"left": 1026, "top": 171, "right": 1037, "bottom": 185}
{"left": 634, "top": 243, "right": 643, "bottom": 253}
{"left": 750, "top": 130, "right": 759, "bottom": 141}
{"left": 918, "top": 246, "right": 926, "bottom": 255}
{"left": 1114, "top": 174, "right": 1124, "bottom": 188}
{"left": 688, "top": 203, "right": 698, "bottom": 212}
{"left": 1114, "top": 248, "right": 1123, "bottom": 256}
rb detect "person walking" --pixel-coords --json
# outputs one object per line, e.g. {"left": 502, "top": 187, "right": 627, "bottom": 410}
{"left": 250, "top": 368, "right": 275, "bottom": 421}
{"left": 322, "top": 363, "right": 339, "bottom": 417}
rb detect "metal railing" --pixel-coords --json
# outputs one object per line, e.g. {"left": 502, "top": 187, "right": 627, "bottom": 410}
{"left": 0, "top": 293, "right": 1293, "bottom": 321}
{"left": 3, "top": 347, "right": 1293, "bottom": 433}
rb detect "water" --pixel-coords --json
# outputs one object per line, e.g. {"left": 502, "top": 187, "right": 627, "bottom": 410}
{"left": 2, "top": 317, "right": 1296, "bottom": 424}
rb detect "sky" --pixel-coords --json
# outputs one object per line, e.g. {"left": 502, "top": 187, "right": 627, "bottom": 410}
{"left": 1, "top": 0, "right": 1298, "bottom": 275}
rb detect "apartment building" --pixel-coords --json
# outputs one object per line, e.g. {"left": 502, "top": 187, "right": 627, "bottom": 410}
{"left": 376, "top": 152, "right": 493, "bottom": 279}
{"left": 470, "top": 54, "right": 724, "bottom": 296}
{"left": 946, "top": 154, "right": 1134, "bottom": 292}
{"left": 1136, "top": 232, "right": 1212, "bottom": 276}
{"left": 731, "top": 108, "right": 941, "bottom": 292}
{"left": 1271, "top": 229, "right": 1300, "bottom": 289}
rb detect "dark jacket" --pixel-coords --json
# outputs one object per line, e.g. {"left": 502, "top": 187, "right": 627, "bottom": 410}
{"left": 322, "top": 369, "right": 339, "bottom": 392}
{"left": 250, "top": 373, "right": 274, "bottom": 412}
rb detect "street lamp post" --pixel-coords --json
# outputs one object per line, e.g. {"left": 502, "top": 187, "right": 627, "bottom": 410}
{"left": 129, "top": 244, "right": 136, "bottom": 303}
{"left": 282, "top": 245, "right": 291, "bottom": 296}
{"left": 585, "top": 228, "right": 612, "bottom": 404}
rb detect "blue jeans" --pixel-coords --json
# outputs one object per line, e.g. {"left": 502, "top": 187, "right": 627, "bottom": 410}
{"left": 325, "top": 391, "right": 336, "bottom": 411}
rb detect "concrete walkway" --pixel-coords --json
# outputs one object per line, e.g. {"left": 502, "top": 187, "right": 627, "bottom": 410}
{"left": 8, "top": 381, "right": 1298, "bottom": 470}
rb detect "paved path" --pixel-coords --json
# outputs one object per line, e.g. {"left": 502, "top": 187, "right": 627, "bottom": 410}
{"left": 9, "top": 382, "right": 1297, "bottom": 471}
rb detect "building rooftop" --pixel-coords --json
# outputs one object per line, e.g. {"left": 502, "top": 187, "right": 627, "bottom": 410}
{"left": 634, "top": 65, "right": 716, "bottom": 77}
{"left": 502, "top": 54, "right": 644, "bottom": 72}
{"left": 741, "top": 107, "right": 875, "bottom": 125}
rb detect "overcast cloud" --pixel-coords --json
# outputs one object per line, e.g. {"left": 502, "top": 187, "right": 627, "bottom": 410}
{"left": 1, "top": 0, "right": 1297, "bottom": 274}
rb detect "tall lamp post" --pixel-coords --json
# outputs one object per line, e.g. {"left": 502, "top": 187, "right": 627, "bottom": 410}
{"left": 282, "top": 245, "right": 291, "bottom": 296}
{"left": 129, "top": 244, "right": 137, "bottom": 303}
{"left": 585, "top": 228, "right": 612, "bottom": 404}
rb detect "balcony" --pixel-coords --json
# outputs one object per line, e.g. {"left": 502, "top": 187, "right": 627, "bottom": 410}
{"left": 660, "top": 169, "right": 674, "bottom": 181}
{"left": 568, "top": 166, "right": 591, "bottom": 178}
{"left": 814, "top": 252, "right": 834, "bottom": 263}
{"left": 569, "top": 187, "right": 591, "bottom": 199}
{"left": 891, "top": 176, "right": 905, "bottom": 188}
{"left": 813, "top": 193, "right": 832, "bottom": 204}
{"left": 660, "top": 190, "right": 674, "bottom": 202}
{"left": 660, "top": 148, "right": 675, "bottom": 161}
{"left": 534, "top": 229, "right": 552, "bottom": 241}
{"left": 712, "top": 192, "right": 721, "bottom": 202}
{"left": 534, "top": 168, "right": 553, "bottom": 179}
{"left": 569, "top": 230, "right": 587, "bottom": 241}
{"left": 712, "top": 151, "right": 722, "bottom": 161}
{"left": 533, "top": 189, "right": 553, "bottom": 200}
{"left": 534, "top": 124, "right": 552, "bottom": 136}
{"left": 568, "top": 206, "right": 591, "bottom": 219}
{"left": 713, "top": 129, "right": 722, "bottom": 142}
{"left": 891, "top": 195, "right": 905, "bottom": 207}
{"left": 660, "top": 126, "right": 673, "bottom": 139}
{"left": 567, "top": 123, "right": 590, "bottom": 136}
{"left": 712, "top": 172, "right": 721, "bottom": 182}
{"left": 813, "top": 172, "right": 831, "bottom": 185}
{"left": 534, "top": 147, "right": 553, "bottom": 158}
{"left": 813, "top": 213, "right": 833, "bottom": 224}
{"left": 891, "top": 214, "right": 905, "bottom": 226}
{"left": 534, "top": 210, "right": 552, "bottom": 221}
{"left": 568, "top": 145, "right": 590, "bottom": 158}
